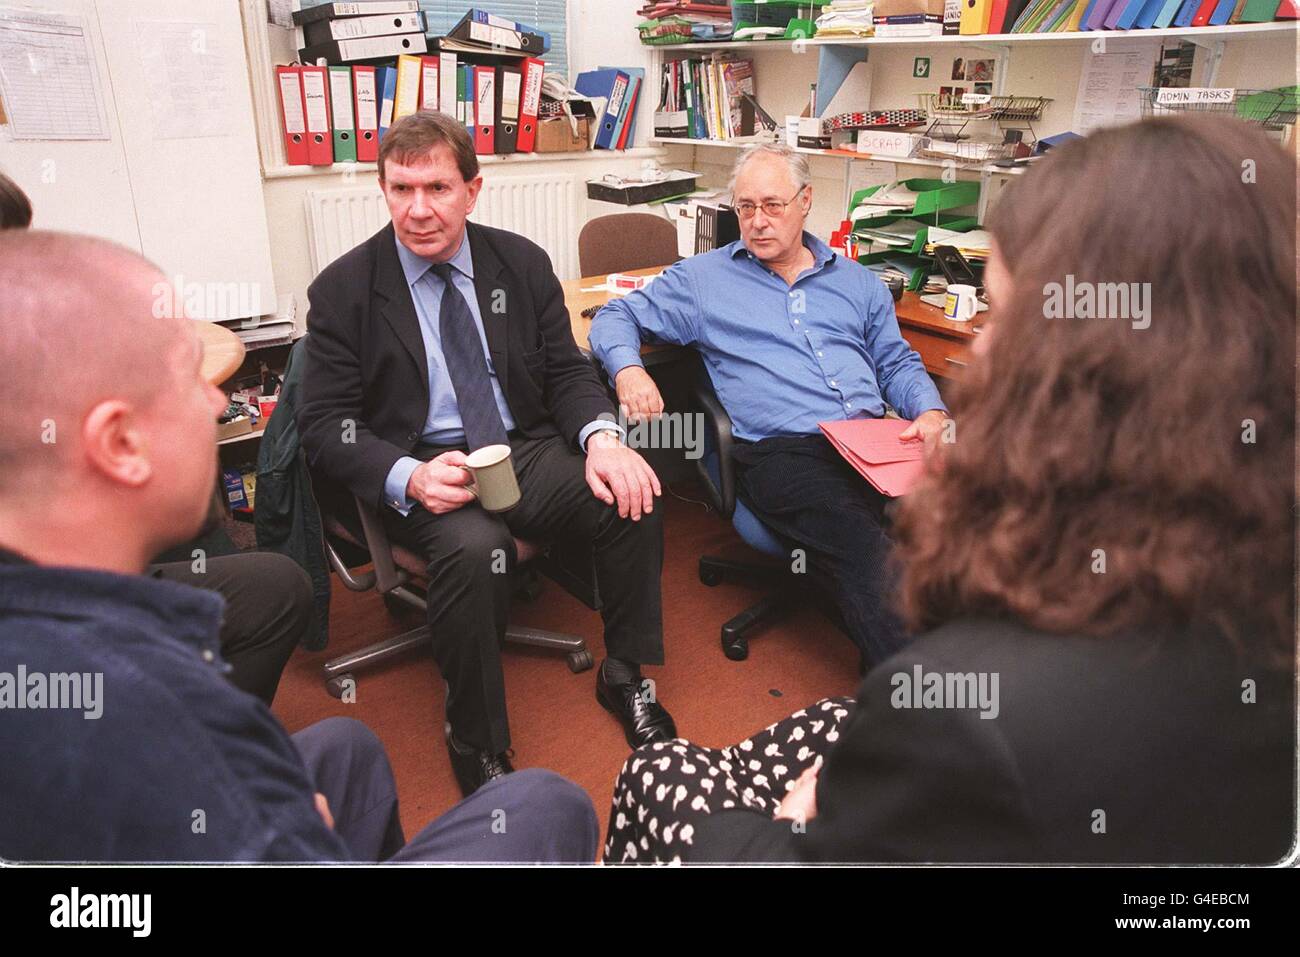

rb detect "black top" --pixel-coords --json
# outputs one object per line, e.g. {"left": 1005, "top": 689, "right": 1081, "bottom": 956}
{"left": 688, "top": 618, "right": 1295, "bottom": 864}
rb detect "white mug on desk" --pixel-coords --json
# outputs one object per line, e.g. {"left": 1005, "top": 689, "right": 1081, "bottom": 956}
{"left": 943, "top": 284, "right": 979, "bottom": 323}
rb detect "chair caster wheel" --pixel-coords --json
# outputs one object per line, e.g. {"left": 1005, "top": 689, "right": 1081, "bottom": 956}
{"left": 382, "top": 594, "right": 412, "bottom": 619}
{"left": 567, "top": 650, "right": 594, "bottom": 673}
{"left": 721, "top": 634, "right": 749, "bottom": 661}
{"left": 326, "top": 673, "right": 355, "bottom": 699}
{"left": 699, "top": 564, "right": 723, "bottom": 587}
{"left": 517, "top": 575, "right": 544, "bottom": 602}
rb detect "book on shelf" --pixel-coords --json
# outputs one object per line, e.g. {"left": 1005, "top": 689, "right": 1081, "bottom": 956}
{"left": 874, "top": 13, "right": 947, "bottom": 33}
{"left": 653, "top": 54, "right": 756, "bottom": 142}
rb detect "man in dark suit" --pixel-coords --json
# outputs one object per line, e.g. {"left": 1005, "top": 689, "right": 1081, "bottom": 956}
{"left": 297, "top": 111, "right": 675, "bottom": 796}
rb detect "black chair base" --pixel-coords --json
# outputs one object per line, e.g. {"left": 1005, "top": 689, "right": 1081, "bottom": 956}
{"left": 323, "top": 576, "right": 595, "bottom": 699}
{"left": 699, "top": 554, "right": 806, "bottom": 661}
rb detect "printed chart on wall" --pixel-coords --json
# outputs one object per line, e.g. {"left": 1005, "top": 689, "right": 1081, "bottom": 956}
{"left": 0, "top": 6, "right": 110, "bottom": 140}
{"left": 135, "top": 19, "right": 235, "bottom": 140}
{"left": 1072, "top": 39, "right": 1159, "bottom": 137}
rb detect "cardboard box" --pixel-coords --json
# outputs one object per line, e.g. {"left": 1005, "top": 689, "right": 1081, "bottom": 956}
{"left": 535, "top": 117, "right": 591, "bottom": 153}
{"left": 222, "top": 467, "right": 249, "bottom": 509}
{"left": 796, "top": 116, "right": 830, "bottom": 150}
{"left": 217, "top": 415, "right": 254, "bottom": 442}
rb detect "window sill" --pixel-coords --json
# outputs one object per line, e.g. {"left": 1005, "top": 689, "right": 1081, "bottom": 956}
{"left": 263, "top": 146, "right": 668, "bottom": 180}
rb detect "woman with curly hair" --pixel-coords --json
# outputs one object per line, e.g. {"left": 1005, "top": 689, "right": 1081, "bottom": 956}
{"left": 604, "top": 114, "right": 1296, "bottom": 864}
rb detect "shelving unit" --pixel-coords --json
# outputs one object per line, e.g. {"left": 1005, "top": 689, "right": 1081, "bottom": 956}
{"left": 645, "top": 21, "right": 1297, "bottom": 222}
{"left": 647, "top": 135, "right": 1030, "bottom": 176}
{"left": 650, "top": 21, "right": 1297, "bottom": 53}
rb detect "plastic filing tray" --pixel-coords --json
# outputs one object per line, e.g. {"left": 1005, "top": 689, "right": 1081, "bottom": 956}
{"left": 848, "top": 178, "right": 980, "bottom": 221}
{"left": 848, "top": 178, "right": 981, "bottom": 292}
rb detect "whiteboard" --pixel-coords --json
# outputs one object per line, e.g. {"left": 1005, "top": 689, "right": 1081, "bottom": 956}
{"left": 0, "top": 0, "right": 276, "bottom": 320}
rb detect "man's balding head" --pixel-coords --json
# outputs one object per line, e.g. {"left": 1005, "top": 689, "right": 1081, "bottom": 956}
{"left": 0, "top": 231, "right": 187, "bottom": 491}
{"left": 0, "top": 231, "right": 226, "bottom": 570}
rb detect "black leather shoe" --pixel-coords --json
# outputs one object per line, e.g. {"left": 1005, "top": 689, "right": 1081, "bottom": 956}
{"left": 444, "top": 722, "right": 514, "bottom": 797}
{"left": 596, "top": 666, "right": 677, "bottom": 750}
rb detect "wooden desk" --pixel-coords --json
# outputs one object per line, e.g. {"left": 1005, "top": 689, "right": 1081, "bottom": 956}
{"left": 562, "top": 268, "right": 979, "bottom": 379}
{"left": 563, "top": 267, "right": 668, "bottom": 354}
{"left": 195, "top": 320, "right": 245, "bottom": 385}
{"left": 894, "top": 292, "right": 980, "bottom": 379}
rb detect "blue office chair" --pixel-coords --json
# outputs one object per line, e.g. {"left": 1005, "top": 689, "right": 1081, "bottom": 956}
{"left": 688, "top": 354, "right": 813, "bottom": 661}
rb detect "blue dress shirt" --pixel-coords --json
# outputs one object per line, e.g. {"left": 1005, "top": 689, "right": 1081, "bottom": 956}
{"left": 384, "top": 232, "right": 617, "bottom": 514}
{"left": 589, "top": 232, "right": 946, "bottom": 442}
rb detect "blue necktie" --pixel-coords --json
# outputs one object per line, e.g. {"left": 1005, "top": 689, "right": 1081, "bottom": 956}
{"left": 430, "top": 263, "right": 509, "bottom": 450}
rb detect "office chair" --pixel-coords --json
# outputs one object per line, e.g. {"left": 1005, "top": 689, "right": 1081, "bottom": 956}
{"left": 687, "top": 355, "right": 814, "bottom": 661}
{"left": 317, "top": 489, "right": 597, "bottom": 698}
{"left": 578, "top": 212, "right": 680, "bottom": 277}
{"left": 689, "top": 357, "right": 902, "bottom": 665}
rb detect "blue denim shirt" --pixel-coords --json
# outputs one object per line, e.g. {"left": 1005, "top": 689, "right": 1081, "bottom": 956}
{"left": 0, "top": 553, "right": 348, "bottom": 862}
{"left": 590, "top": 233, "right": 946, "bottom": 441}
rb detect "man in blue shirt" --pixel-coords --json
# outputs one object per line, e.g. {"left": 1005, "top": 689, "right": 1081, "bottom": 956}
{"left": 0, "top": 230, "right": 597, "bottom": 863}
{"left": 591, "top": 144, "right": 949, "bottom": 667}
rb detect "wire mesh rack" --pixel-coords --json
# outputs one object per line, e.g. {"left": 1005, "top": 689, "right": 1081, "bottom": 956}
{"left": 916, "top": 93, "right": 1051, "bottom": 146}
{"left": 914, "top": 137, "right": 1018, "bottom": 163}
{"left": 1138, "top": 87, "right": 1299, "bottom": 128}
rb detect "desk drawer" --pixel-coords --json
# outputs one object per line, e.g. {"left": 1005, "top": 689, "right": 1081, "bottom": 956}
{"left": 901, "top": 326, "right": 971, "bottom": 378}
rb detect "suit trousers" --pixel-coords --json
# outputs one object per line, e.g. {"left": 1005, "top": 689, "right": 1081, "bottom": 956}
{"left": 149, "top": 551, "right": 312, "bottom": 706}
{"left": 732, "top": 434, "right": 909, "bottom": 667}
{"left": 293, "top": 717, "right": 598, "bottom": 862}
{"left": 382, "top": 433, "right": 664, "bottom": 753}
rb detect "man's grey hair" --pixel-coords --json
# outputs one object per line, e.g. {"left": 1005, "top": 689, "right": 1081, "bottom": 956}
{"left": 728, "top": 143, "right": 812, "bottom": 196}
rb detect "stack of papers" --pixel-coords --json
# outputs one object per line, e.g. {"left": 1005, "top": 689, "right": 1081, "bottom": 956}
{"left": 850, "top": 182, "right": 920, "bottom": 219}
{"left": 924, "top": 227, "right": 992, "bottom": 261}
{"left": 853, "top": 218, "right": 924, "bottom": 248}
{"left": 217, "top": 293, "right": 297, "bottom": 348}
{"left": 636, "top": 2, "right": 734, "bottom": 40}
{"left": 816, "top": 0, "right": 876, "bottom": 37}
{"left": 820, "top": 417, "right": 926, "bottom": 497}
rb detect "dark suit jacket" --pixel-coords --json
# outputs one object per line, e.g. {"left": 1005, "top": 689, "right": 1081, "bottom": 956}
{"left": 296, "top": 221, "right": 614, "bottom": 510}
{"left": 689, "top": 618, "right": 1296, "bottom": 864}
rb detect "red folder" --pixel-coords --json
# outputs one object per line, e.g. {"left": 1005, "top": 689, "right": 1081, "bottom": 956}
{"left": 275, "top": 66, "right": 309, "bottom": 166}
{"left": 516, "top": 56, "right": 545, "bottom": 152}
{"left": 616, "top": 75, "right": 642, "bottom": 150}
{"left": 819, "top": 418, "right": 927, "bottom": 498}
{"left": 1191, "top": 0, "right": 1220, "bottom": 23}
{"left": 473, "top": 65, "right": 496, "bottom": 155}
{"left": 300, "top": 64, "right": 334, "bottom": 166}
{"left": 352, "top": 65, "right": 379, "bottom": 162}
{"left": 1279, "top": 0, "right": 1298, "bottom": 16}
{"left": 419, "top": 55, "right": 440, "bottom": 111}
{"left": 987, "top": 0, "right": 1012, "bottom": 31}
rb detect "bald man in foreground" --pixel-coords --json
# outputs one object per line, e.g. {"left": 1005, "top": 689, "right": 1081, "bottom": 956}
{"left": 0, "top": 231, "right": 597, "bottom": 862}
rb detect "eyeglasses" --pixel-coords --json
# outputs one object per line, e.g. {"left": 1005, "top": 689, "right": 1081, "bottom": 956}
{"left": 733, "top": 187, "right": 807, "bottom": 221}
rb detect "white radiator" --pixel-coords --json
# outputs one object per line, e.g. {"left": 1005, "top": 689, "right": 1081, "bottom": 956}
{"left": 304, "top": 172, "right": 582, "bottom": 280}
